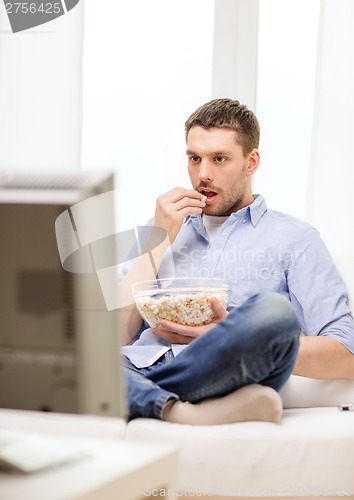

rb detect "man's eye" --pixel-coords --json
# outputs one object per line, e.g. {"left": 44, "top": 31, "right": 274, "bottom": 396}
{"left": 189, "top": 156, "right": 200, "bottom": 163}
{"left": 214, "top": 156, "right": 226, "bottom": 164}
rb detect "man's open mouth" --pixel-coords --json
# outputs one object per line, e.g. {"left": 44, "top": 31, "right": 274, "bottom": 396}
{"left": 199, "top": 188, "right": 218, "bottom": 204}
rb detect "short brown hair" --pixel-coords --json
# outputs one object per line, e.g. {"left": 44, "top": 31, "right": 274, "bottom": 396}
{"left": 185, "top": 98, "right": 260, "bottom": 154}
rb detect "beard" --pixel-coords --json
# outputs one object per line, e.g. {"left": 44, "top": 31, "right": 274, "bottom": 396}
{"left": 196, "top": 176, "right": 248, "bottom": 216}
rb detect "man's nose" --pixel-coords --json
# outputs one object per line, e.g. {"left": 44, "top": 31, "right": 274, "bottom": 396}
{"left": 198, "top": 160, "right": 214, "bottom": 182}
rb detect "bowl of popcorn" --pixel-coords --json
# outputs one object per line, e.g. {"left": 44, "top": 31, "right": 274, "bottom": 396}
{"left": 132, "top": 278, "right": 229, "bottom": 328}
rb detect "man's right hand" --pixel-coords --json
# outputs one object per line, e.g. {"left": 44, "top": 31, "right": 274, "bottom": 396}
{"left": 154, "top": 187, "right": 206, "bottom": 243}
{"left": 120, "top": 188, "right": 205, "bottom": 344}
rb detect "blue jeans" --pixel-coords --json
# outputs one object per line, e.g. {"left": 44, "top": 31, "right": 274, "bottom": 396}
{"left": 124, "top": 292, "right": 301, "bottom": 420}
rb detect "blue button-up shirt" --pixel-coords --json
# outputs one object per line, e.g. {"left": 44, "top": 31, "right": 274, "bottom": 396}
{"left": 122, "top": 195, "right": 354, "bottom": 368}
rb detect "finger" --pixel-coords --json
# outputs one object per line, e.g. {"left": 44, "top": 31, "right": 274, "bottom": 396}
{"left": 210, "top": 298, "right": 229, "bottom": 320}
{"left": 158, "top": 320, "right": 200, "bottom": 337}
{"left": 168, "top": 188, "right": 206, "bottom": 203}
{"left": 151, "top": 328, "right": 194, "bottom": 345}
{"left": 173, "top": 206, "right": 204, "bottom": 219}
{"left": 174, "top": 196, "right": 206, "bottom": 213}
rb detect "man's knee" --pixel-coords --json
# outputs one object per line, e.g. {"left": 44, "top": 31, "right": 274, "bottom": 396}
{"left": 211, "top": 291, "right": 301, "bottom": 351}
{"left": 230, "top": 292, "right": 301, "bottom": 343}
{"left": 253, "top": 291, "right": 301, "bottom": 338}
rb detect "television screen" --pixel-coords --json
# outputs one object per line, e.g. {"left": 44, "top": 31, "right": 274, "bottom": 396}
{"left": 0, "top": 170, "right": 126, "bottom": 419}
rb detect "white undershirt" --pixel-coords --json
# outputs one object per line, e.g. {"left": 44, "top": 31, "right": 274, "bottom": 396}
{"left": 202, "top": 214, "right": 229, "bottom": 243}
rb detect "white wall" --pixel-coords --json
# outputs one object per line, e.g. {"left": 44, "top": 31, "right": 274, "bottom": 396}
{"left": 212, "top": 0, "right": 259, "bottom": 109}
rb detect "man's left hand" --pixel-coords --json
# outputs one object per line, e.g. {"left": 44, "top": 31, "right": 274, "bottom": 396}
{"left": 151, "top": 298, "right": 229, "bottom": 344}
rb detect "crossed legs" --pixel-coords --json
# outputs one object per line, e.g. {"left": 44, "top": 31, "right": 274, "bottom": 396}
{"left": 124, "top": 292, "right": 301, "bottom": 424}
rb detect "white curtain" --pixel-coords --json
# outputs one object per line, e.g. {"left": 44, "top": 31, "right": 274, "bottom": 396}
{"left": 1, "top": 0, "right": 353, "bottom": 299}
{"left": 80, "top": 0, "right": 215, "bottom": 231}
{"left": 212, "top": 0, "right": 259, "bottom": 108}
{"left": 0, "top": 2, "right": 83, "bottom": 170}
{"left": 254, "top": 0, "right": 321, "bottom": 220}
{"left": 305, "top": 0, "right": 354, "bottom": 298}
{"left": 253, "top": 0, "right": 354, "bottom": 298}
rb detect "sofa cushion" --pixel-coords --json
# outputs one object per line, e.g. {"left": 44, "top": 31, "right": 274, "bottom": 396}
{"left": 126, "top": 407, "right": 354, "bottom": 497}
{"left": 0, "top": 409, "right": 127, "bottom": 440}
{"left": 280, "top": 375, "right": 354, "bottom": 408}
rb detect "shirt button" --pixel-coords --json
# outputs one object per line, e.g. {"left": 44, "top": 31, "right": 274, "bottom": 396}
{"left": 202, "top": 255, "right": 208, "bottom": 261}
{"left": 242, "top": 219, "right": 246, "bottom": 224}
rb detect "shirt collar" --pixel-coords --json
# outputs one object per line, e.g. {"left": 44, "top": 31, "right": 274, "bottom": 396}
{"left": 248, "top": 194, "right": 267, "bottom": 227}
{"left": 185, "top": 194, "right": 267, "bottom": 228}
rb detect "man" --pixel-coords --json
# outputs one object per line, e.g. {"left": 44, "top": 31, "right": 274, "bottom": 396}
{"left": 120, "top": 98, "right": 354, "bottom": 425}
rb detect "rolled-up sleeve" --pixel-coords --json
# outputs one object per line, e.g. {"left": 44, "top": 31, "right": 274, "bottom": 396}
{"left": 287, "top": 227, "right": 354, "bottom": 354}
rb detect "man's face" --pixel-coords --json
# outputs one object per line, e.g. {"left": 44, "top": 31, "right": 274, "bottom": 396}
{"left": 186, "top": 126, "right": 257, "bottom": 216}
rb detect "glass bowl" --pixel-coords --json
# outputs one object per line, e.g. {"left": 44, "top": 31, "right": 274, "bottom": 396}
{"left": 132, "top": 277, "right": 229, "bottom": 328}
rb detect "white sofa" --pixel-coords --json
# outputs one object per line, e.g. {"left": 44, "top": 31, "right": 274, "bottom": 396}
{"left": 1, "top": 377, "right": 354, "bottom": 500}
{"left": 127, "top": 376, "right": 354, "bottom": 499}
{"left": 1, "top": 259, "right": 354, "bottom": 499}
{"left": 124, "top": 257, "right": 354, "bottom": 499}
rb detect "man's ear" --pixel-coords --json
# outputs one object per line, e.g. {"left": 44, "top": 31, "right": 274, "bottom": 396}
{"left": 246, "top": 148, "right": 260, "bottom": 176}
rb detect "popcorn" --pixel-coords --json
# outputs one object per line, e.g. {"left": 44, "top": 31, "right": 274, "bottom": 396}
{"left": 135, "top": 292, "right": 228, "bottom": 327}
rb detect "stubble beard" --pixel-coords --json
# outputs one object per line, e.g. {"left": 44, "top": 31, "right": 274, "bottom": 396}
{"left": 202, "top": 177, "right": 248, "bottom": 217}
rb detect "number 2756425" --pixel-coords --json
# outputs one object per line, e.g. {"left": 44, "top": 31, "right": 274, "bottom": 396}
{"left": 5, "top": 3, "right": 62, "bottom": 15}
